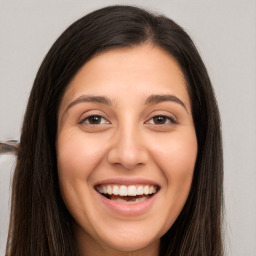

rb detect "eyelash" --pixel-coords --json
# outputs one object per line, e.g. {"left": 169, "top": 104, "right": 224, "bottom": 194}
{"left": 80, "top": 115, "right": 110, "bottom": 125}
{"left": 146, "top": 115, "right": 177, "bottom": 125}
{"left": 80, "top": 114, "right": 177, "bottom": 126}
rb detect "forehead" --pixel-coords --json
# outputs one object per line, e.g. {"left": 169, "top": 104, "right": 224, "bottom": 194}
{"left": 60, "top": 44, "right": 190, "bottom": 110}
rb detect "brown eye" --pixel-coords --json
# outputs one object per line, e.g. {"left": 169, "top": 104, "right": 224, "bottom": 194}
{"left": 82, "top": 115, "right": 109, "bottom": 125}
{"left": 153, "top": 116, "right": 168, "bottom": 124}
{"left": 147, "top": 115, "right": 176, "bottom": 125}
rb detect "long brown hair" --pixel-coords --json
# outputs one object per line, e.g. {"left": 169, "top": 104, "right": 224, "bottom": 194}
{"left": 6, "top": 5, "right": 223, "bottom": 256}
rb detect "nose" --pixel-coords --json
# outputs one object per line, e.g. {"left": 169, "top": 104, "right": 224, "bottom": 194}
{"left": 107, "top": 125, "right": 148, "bottom": 170}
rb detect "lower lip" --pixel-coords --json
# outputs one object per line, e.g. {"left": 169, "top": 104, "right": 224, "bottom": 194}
{"left": 96, "top": 191, "right": 159, "bottom": 217}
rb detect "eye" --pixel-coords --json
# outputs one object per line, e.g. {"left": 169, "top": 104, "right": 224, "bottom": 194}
{"left": 147, "top": 115, "right": 177, "bottom": 125}
{"left": 81, "top": 115, "right": 109, "bottom": 125}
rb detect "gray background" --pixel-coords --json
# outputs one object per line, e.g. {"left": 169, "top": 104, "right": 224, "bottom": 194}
{"left": 0, "top": 0, "right": 255, "bottom": 255}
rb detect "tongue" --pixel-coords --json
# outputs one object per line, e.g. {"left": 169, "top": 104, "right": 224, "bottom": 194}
{"left": 109, "top": 194, "right": 150, "bottom": 203}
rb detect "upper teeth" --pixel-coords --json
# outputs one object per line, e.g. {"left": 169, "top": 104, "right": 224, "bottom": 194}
{"left": 96, "top": 185, "right": 157, "bottom": 196}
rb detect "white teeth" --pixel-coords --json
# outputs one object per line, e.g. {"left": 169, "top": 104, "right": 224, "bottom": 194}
{"left": 107, "top": 185, "right": 112, "bottom": 195}
{"left": 144, "top": 185, "right": 149, "bottom": 195}
{"left": 119, "top": 185, "right": 128, "bottom": 196}
{"left": 96, "top": 184, "right": 158, "bottom": 196}
{"left": 137, "top": 186, "right": 144, "bottom": 195}
{"left": 149, "top": 186, "right": 154, "bottom": 194}
{"left": 112, "top": 185, "right": 119, "bottom": 195}
{"left": 127, "top": 185, "right": 137, "bottom": 196}
{"left": 98, "top": 186, "right": 103, "bottom": 193}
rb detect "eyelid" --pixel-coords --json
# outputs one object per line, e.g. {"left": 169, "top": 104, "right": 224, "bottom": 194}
{"left": 80, "top": 115, "right": 110, "bottom": 125}
{"left": 146, "top": 115, "right": 178, "bottom": 125}
{"left": 145, "top": 110, "right": 179, "bottom": 124}
{"left": 79, "top": 111, "right": 111, "bottom": 125}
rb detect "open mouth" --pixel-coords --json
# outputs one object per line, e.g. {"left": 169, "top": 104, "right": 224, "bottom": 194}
{"left": 95, "top": 184, "right": 159, "bottom": 204}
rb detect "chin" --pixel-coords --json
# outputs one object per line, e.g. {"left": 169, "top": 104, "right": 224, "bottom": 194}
{"left": 98, "top": 231, "right": 160, "bottom": 253}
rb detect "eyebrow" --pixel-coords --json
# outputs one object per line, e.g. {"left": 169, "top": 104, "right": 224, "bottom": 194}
{"left": 65, "top": 95, "right": 113, "bottom": 112}
{"left": 65, "top": 94, "right": 187, "bottom": 112}
{"left": 145, "top": 94, "right": 188, "bottom": 112}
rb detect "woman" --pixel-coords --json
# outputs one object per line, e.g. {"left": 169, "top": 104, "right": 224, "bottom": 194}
{"left": 6, "top": 5, "right": 223, "bottom": 256}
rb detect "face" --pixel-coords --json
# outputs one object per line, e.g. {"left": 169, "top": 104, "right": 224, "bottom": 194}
{"left": 56, "top": 45, "right": 197, "bottom": 255}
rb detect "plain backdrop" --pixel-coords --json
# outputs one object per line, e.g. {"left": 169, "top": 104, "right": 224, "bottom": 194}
{"left": 0, "top": 1, "right": 255, "bottom": 255}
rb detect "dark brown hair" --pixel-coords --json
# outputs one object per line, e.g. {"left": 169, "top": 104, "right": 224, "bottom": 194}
{"left": 6, "top": 5, "right": 223, "bottom": 256}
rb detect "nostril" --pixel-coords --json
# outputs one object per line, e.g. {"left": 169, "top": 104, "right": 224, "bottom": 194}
{"left": 107, "top": 147, "right": 148, "bottom": 170}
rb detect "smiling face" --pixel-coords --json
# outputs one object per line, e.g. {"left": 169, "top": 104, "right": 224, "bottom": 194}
{"left": 56, "top": 45, "right": 198, "bottom": 256}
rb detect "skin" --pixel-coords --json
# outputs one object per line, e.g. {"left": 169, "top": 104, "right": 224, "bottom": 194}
{"left": 56, "top": 44, "right": 198, "bottom": 256}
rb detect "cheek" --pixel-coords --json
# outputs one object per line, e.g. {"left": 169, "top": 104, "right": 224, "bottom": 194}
{"left": 56, "top": 131, "right": 105, "bottom": 179}
{"left": 149, "top": 129, "right": 197, "bottom": 193}
{"left": 156, "top": 130, "right": 197, "bottom": 172}
{"left": 56, "top": 130, "right": 109, "bottom": 228}
{"left": 143, "top": 129, "right": 197, "bottom": 233}
{"left": 56, "top": 130, "right": 107, "bottom": 212}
